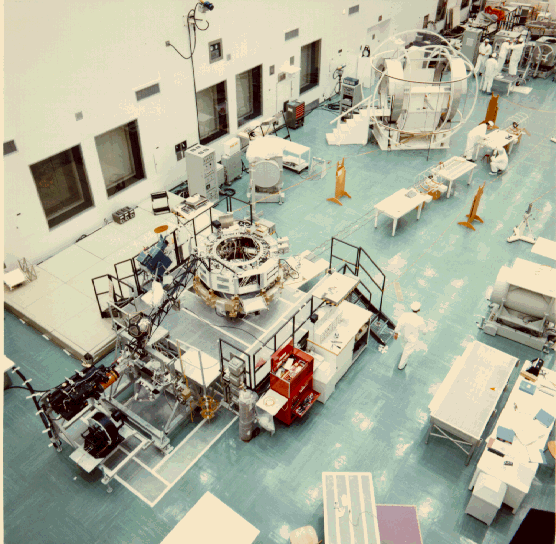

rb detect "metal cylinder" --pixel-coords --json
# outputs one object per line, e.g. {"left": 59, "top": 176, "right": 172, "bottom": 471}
{"left": 238, "top": 388, "right": 258, "bottom": 442}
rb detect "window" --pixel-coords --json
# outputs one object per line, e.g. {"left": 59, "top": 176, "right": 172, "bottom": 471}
{"left": 300, "top": 39, "right": 321, "bottom": 94}
{"left": 30, "top": 146, "right": 94, "bottom": 229}
{"left": 95, "top": 120, "right": 145, "bottom": 197}
{"left": 236, "top": 65, "right": 262, "bottom": 128}
{"left": 435, "top": 0, "right": 447, "bottom": 22}
{"left": 196, "top": 81, "right": 229, "bottom": 145}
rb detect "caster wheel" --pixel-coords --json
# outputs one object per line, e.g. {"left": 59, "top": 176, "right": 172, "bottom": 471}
{"left": 106, "top": 485, "right": 113, "bottom": 494}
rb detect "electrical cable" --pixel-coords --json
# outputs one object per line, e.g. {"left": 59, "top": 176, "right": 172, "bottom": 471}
{"left": 5, "top": 385, "right": 50, "bottom": 393}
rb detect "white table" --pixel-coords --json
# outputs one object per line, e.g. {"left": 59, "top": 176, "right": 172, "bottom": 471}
{"left": 282, "top": 141, "right": 311, "bottom": 173}
{"left": 469, "top": 362, "right": 556, "bottom": 513}
{"left": 476, "top": 129, "right": 519, "bottom": 159}
{"left": 161, "top": 491, "right": 259, "bottom": 544}
{"left": 531, "top": 237, "right": 556, "bottom": 264}
{"left": 322, "top": 472, "right": 381, "bottom": 544}
{"left": 309, "top": 301, "right": 372, "bottom": 390}
{"left": 311, "top": 272, "right": 360, "bottom": 306}
{"left": 492, "top": 74, "right": 520, "bottom": 96}
{"left": 432, "top": 156, "right": 477, "bottom": 198}
{"left": 256, "top": 388, "right": 288, "bottom": 416}
{"left": 4, "top": 268, "right": 27, "bottom": 291}
{"left": 173, "top": 347, "right": 221, "bottom": 388}
{"left": 426, "top": 341, "right": 519, "bottom": 465}
{"left": 374, "top": 189, "right": 433, "bottom": 236}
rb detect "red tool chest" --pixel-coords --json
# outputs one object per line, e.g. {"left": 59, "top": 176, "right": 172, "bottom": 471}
{"left": 269, "top": 341, "right": 320, "bottom": 426}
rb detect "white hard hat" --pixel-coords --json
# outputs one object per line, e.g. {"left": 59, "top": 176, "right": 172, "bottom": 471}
{"left": 411, "top": 301, "right": 421, "bottom": 312}
{"left": 487, "top": 121, "right": 494, "bottom": 127}
{"left": 485, "top": 39, "right": 490, "bottom": 43}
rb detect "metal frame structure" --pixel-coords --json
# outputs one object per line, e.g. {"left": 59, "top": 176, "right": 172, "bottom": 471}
{"left": 369, "top": 30, "right": 479, "bottom": 151}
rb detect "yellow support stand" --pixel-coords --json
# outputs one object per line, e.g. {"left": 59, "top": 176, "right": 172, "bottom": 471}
{"left": 327, "top": 158, "right": 351, "bottom": 206}
{"left": 458, "top": 183, "right": 485, "bottom": 231}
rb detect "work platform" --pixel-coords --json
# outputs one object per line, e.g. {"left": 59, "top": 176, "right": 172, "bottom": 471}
{"left": 3, "top": 193, "right": 214, "bottom": 363}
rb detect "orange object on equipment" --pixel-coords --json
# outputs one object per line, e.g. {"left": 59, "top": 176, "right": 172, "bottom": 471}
{"left": 101, "top": 369, "right": 119, "bottom": 389}
{"left": 485, "top": 6, "right": 506, "bottom": 21}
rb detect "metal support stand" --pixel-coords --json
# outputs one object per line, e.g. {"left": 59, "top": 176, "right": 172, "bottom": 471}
{"left": 507, "top": 204, "right": 537, "bottom": 244}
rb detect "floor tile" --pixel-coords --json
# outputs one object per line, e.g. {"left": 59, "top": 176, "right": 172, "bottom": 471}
{"left": 37, "top": 244, "right": 102, "bottom": 283}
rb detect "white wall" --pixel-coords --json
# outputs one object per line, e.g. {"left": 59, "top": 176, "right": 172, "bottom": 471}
{"left": 3, "top": 0, "right": 437, "bottom": 267}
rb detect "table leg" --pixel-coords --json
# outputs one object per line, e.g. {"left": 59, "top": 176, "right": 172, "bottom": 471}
{"left": 424, "top": 421, "right": 434, "bottom": 445}
{"left": 375, "top": 211, "right": 379, "bottom": 228}
{"left": 417, "top": 203, "right": 423, "bottom": 220}
{"left": 468, "top": 169, "right": 474, "bottom": 186}
{"left": 466, "top": 439, "right": 481, "bottom": 466}
{"left": 447, "top": 180, "right": 453, "bottom": 199}
{"left": 392, "top": 218, "right": 397, "bottom": 237}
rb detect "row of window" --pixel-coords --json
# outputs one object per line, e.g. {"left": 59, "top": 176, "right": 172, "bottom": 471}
{"left": 30, "top": 120, "right": 145, "bottom": 229}
{"left": 26, "top": 40, "right": 322, "bottom": 229}
{"left": 198, "top": 40, "right": 321, "bottom": 145}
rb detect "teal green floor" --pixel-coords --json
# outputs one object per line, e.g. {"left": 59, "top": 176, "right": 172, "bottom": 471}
{"left": 4, "top": 77, "right": 556, "bottom": 544}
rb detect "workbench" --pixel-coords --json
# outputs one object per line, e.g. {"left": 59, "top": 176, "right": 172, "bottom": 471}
{"left": 492, "top": 74, "right": 521, "bottom": 96}
{"left": 374, "top": 189, "right": 433, "bottom": 236}
{"left": 476, "top": 129, "right": 519, "bottom": 159}
{"left": 431, "top": 156, "right": 477, "bottom": 198}
{"left": 469, "top": 361, "right": 556, "bottom": 514}
{"left": 308, "top": 300, "right": 372, "bottom": 392}
{"left": 426, "top": 341, "right": 519, "bottom": 465}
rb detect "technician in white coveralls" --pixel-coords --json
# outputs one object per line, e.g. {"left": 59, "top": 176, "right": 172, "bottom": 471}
{"left": 508, "top": 38, "right": 525, "bottom": 76}
{"left": 475, "top": 39, "right": 492, "bottom": 75}
{"left": 394, "top": 302, "right": 428, "bottom": 370}
{"left": 490, "top": 147, "right": 508, "bottom": 175}
{"left": 482, "top": 54, "right": 498, "bottom": 93}
{"left": 464, "top": 121, "right": 494, "bottom": 160}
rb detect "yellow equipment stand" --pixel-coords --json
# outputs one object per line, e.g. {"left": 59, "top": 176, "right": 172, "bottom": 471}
{"left": 458, "top": 183, "right": 485, "bottom": 231}
{"left": 327, "top": 158, "right": 351, "bottom": 206}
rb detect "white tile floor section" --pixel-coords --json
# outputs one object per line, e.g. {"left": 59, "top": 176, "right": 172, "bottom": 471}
{"left": 4, "top": 199, "right": 184, "bottom": 359}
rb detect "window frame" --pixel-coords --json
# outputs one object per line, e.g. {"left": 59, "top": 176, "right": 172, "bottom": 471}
{"left": 197, "top": 80, "right": 230, "bottom": 146}
{"left": 95, "top": 120, "right": 146, "bottom": 198}
{"left": 29, "top": 145, "right": 95, "bottom": 230}
{"left": 435, "top": 0, "right": 448, "bottom": 22}
{"left": 236, "top": 65, "right": 263, "bottom": 128}
{"left": 300, "top": 39, "right": 321, "bottom": 95}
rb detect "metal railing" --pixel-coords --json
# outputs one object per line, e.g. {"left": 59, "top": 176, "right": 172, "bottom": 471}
{"left": 329, "top": 238, "right": 387, "bottom": 314}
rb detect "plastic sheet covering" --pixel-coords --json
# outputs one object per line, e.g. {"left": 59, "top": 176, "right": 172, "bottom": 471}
{"left": 474, "top": 11, "right": 498, "bottom": 27}
{"left": 255, "top": 404, "right": 275, "bottom": 435}
{"left": 245, "top": 135, "right": 287, "bottom": 163}
{"left": 289, "top": 526, "right": 318, "bottom": 544}
{"left": 239, "top": 388, "right": 259, "bottom": 441}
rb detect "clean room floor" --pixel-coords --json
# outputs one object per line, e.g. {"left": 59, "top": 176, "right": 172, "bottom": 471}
{"left": 4, "top": 75, "right": 556, "bottom": 544}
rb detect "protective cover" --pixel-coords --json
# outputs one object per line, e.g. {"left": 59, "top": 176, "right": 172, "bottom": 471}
{"left": 245, "top": 135, "right": 287, "bottom": 163}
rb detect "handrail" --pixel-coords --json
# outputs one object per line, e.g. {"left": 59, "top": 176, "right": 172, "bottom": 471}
{"left": 328, "top": 94, "right": 375, "bottom": 125}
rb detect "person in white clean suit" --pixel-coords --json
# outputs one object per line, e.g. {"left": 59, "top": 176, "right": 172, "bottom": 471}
{"left": 497, "top": 40, "right": 511, "bottom": 74}
{"left": 508, "top": 38, "right": 525, "bottom": 76}
{"left": 482, "top": 54, "right": 498, "bottom": 93}
{"left": 490, "top": 147, "right": 508, "bottom": 175}
{"left": 475, "top": 39, "right": 492, "bottom": 75}
{"left": 394, "top": 302, "right": 428, "bottom": 370}
{"left": 464, "top": 120, "right": 494, "bottom": 160}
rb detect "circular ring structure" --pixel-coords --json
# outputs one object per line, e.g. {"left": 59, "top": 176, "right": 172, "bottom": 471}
{"left": 369, "top": 30, "right": 478, "bottom": 149}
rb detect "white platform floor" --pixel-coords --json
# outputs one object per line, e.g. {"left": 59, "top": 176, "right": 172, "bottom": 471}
{"left": 4, "top": 198, "right": 182, "bottom": 360}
